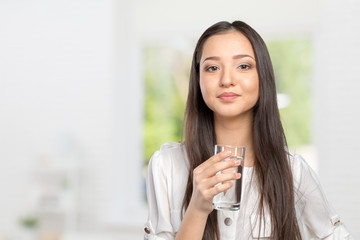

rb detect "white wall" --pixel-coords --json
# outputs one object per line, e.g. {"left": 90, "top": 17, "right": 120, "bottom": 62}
{"left": 313, "top": 0, "right": 360, "bottom": 237}
{"left": 0, "top": 0, "right": 116, "bottom": 233}
{"left": 1, "top": 0, "right": 359, "bottom": 239}
{"left": 103, "top": 0, "right": 146, "bottom": 228}
{"left": 133, "top": 0, "right": 320, "bottom": 44}
{"left": 0, "top": 1, "right": 146, "bottom": 236}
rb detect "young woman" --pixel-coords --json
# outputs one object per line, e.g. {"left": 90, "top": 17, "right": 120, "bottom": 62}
{"left": 144, "top": 21, "right": 353, "bottom": 240}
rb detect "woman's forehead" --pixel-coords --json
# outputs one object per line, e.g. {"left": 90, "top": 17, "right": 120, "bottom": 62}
{"left": 200, "top": 31, "right": 255, "bottom": 61}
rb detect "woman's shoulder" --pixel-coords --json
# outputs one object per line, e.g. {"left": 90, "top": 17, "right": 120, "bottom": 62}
{"left": 159, "top": 141, "right": 185, "bottom": 152}
{"left": 152, "top": 141, "right": 187, "bottom": 160}
{"left": 148, "top": 141, "right": 189, "bottom": 174}
{"left": 288, "top": 153, "right": 309, "bottom": 170}
{"left": 288, "top": 153, "right": 316, "bottom": 178}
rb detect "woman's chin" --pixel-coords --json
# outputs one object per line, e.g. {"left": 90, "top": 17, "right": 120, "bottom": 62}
{"left": 214, "top": 109, "right": 253, "bottom": 120}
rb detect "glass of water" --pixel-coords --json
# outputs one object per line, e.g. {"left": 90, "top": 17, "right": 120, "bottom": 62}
{"left": 212, "top": 145, "right": 245, "bottom": 211}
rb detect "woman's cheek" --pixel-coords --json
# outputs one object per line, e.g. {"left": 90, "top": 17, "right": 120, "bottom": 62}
{"left": 199, "top": 82, "right": 211, "bottom": 107}
{"left": 241, "top": 76, "right": 258, "bottom": 92}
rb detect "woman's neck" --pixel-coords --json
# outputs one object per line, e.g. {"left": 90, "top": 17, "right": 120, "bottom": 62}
{"left": 214, "top": 112, "right": 255, "bottom": 167}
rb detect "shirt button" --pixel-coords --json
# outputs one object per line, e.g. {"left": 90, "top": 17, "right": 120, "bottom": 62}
{"left": 144, "top": 227, "right": 151, "bottom": 234}
{"left": 224, "top": 217, "right": 232, "bottom": 226}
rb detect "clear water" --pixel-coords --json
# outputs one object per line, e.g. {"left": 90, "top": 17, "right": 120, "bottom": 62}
{"left": 212, "top": 156, "right": 244, "bottom": 211}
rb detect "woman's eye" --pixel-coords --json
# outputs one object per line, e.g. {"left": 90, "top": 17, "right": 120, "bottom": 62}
{"left": 238, "top": 64, "right": 251, "bottom": 70}
{"left": 205, "top": 66, "right": 219, "bottom": 72}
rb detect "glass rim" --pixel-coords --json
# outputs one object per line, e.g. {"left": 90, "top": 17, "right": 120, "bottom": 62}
{"left": 215, "top": 144, "right": 245, "bottom": 149}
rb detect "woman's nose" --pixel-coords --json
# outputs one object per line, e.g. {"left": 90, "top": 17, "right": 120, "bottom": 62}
{"left": 219, "top": 68, "right": 235, "bottom": 87}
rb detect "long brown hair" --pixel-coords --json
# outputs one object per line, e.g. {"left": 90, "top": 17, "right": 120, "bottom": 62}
{"left": 182, "top": 21, "right": 301, "bottom": 240}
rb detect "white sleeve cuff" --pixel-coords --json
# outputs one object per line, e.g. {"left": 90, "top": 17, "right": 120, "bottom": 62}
{"left": 144, "top": 220, "right": 174, "bottom": 240}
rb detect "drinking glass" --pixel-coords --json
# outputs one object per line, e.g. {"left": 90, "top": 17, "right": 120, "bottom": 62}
{"left": 212, "top": 145, "right": 245, "bottom": 211}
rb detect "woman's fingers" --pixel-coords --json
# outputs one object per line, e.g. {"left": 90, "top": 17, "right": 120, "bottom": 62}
{"left": 206, "top": 172, "right": 241, "bottom": 189}
{"left": 201, "top": 159, "right": 240, "bottom": 178}
{"left": 194, "top": 175, "right": 235, "bottom": 203}
{"left": 194, "top": 151, "right": 231, "bottom": 174}
{"left": 197, "top": 172, "right": 241, "bottom": 193}
{"left": 208, "top": 180, "right": 234, "bottom": 197}
{"left": 193, "top": 160, "right": 238, "bottom": 189}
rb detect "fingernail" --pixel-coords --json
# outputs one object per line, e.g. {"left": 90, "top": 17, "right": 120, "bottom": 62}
{"left": 225, "top": 151, "right": 232, "bottom": 156}
{"left": 236, "top": 173, "right": 241, "bottom": 178}
{"left": 234, "top": 160, "right": 240, "bottom": 165}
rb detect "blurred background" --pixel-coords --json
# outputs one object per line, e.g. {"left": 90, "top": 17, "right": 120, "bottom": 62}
{"left": 0, "top": 0, "right": 359, "bottom": 239}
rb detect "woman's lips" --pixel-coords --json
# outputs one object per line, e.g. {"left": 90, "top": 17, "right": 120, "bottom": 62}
{"left": 217, "top": 92, "right": 240, "bottom": 102}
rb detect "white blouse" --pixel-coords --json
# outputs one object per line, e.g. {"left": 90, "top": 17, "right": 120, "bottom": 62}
{"left": 144, "top": 142, "right": 353, "bottom": 240}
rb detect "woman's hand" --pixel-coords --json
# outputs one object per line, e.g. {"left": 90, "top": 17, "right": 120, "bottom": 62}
{"left": 189, "top": 151, "right": 242, "bottom": 215}
{"left": 175, "top": 151, "right": 241, "bottom": 240}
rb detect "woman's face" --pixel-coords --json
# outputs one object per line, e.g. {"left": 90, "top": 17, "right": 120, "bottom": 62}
{"left": 199, "top": 30, "right": 259, "bottom": 119}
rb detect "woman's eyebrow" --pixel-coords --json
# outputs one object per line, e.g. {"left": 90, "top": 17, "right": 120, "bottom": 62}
{"left": 202, "top": 54, "right": 255, "bottom": 64}
{"left": 202, "top": 56, "right": 220, "bottom": 64}
{"left": 233, "top": 54, "right": 255, "bottom": 60}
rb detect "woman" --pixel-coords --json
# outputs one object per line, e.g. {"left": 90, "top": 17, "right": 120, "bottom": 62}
{"left": 144, "top": 21, "right": 352, "bottom": 240}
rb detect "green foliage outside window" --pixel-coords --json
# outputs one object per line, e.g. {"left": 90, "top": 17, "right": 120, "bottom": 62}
{"left": 267, "top": 39, "right": 311, "bottom": 147}
{"left": 143, "top": 47, "right": 188, "bottom": 163}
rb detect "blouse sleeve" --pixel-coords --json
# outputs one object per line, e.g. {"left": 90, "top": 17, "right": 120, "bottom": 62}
{"left": 144, "top": 150, "right": 175, "bottom": 240}
{"left": 294, "top": 155, "right": 353, "bottom": 239}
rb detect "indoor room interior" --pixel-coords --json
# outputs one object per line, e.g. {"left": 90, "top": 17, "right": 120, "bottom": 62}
{"left": 0, "top": 0, "right": 359, "bottom": 239}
